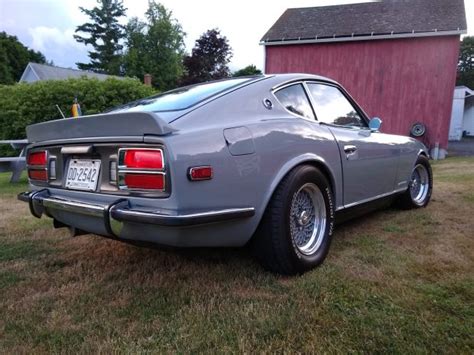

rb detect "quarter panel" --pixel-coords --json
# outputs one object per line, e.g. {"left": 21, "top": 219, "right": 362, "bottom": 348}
{"left": 248, "top": 119, "right": 342, "bottom": 214}
{"left": 164, "top": 116, "right": 342, "bottom": 244}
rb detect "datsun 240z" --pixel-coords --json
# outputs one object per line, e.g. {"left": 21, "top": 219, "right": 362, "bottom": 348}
{"left": 18, "top": 74, "right": 433, "bottom": 274}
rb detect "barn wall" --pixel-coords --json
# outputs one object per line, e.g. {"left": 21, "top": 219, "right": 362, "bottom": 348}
{"left": 265, "top": 36, "right": 460, "bottom": 150}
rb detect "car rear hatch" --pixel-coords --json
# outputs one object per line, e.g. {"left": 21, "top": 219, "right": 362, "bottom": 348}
{"left": 25, "top": 111, "right": 175, "bottom": 197}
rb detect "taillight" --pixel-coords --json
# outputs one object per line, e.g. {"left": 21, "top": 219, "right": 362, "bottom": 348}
{"left": 123, "top": 150, "right": 163, "bottom": 169}
{"left": 27, "top": 151, "right": 47, "bottom": 166}
{"left": 28, "top": 170, "right": 48, "bottom": 181}
{"left": 124, "top": 173, "right": 164, "bottom": 190}
{"left": 27, "top": 150, "right": 48, "bottom": 182}
{"left": 117, "top": 148, "right": 165, "bottom": 191}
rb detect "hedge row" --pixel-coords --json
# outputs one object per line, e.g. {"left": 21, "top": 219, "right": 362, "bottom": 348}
{"left": 0, "top": 77, "right": 156, "bottom": 143}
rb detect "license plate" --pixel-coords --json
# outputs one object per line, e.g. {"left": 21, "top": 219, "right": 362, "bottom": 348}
{"left": 65, "top": 159, "right": 101, "bottom": 191}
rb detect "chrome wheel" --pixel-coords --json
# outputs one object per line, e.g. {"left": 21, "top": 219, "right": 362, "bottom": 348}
{"left": 289, "top": 183, "right": 327, "bottom": 255}
{"left": 410, "top": 164, "right": 430, "bottom": 204}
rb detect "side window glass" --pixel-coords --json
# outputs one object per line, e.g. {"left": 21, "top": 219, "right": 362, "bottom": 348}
{"left": 307, "top": 83, "right": 366, "bottom": 128}
{"left": 274, "top": 84, "right": 315, "bottom": 120}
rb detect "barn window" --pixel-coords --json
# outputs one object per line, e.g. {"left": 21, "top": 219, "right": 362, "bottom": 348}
{"left": 274, "top": 84, "right": 315, "bottom": 120}
{"left": 307, "top": 83, "right": 365, "bottom": 128}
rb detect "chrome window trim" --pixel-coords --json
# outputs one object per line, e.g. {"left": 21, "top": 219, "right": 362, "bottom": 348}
{"left": 304, "top": 81, "right": 370, "bottom": 129}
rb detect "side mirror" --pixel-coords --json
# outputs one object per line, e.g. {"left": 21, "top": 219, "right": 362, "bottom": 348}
{"left": 369, "top": 117, "right": 382, "bottom": 132}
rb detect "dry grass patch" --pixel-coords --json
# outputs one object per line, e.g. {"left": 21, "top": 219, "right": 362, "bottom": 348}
{"left": 0, "top": 159, "right": 473, "bottom": 353}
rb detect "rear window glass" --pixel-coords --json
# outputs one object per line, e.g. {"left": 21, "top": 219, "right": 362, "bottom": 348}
{"left": 112, "top": 77, "right": 255, "bottom": 113}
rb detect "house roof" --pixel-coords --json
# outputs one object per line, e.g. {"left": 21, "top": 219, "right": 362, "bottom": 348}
{"left": 455, "top": 86, "right": 474, "bottom": 99}
{"left": 261, "top": 0, "right": 467, "bottom": 45}
{"left": 19, "top": 62, "right": 125, "bottom": 82}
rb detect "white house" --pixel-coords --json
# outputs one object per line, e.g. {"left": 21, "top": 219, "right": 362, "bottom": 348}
{"left": 19, "top": 62, "right": 123, "bottom": 83}
{"left": 449, "top": 86, "right": 474, "bottom": 141}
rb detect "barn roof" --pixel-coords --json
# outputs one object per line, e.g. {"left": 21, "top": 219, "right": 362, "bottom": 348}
{"left": 19, "top": 62, "right": 125, "bottom": 82}
{"left": 261, "top": 0, "right": 467, "bottom": 45}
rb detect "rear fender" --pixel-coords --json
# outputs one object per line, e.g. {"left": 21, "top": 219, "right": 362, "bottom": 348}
{"left": 254, "top": 153, "right": 338, "bottom": 231}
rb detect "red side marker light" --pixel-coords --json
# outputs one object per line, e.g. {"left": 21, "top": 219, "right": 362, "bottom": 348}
{"left": 188, "top": 166, "right": 213, "bottom": 181}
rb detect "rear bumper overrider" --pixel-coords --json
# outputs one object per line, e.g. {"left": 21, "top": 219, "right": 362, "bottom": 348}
{"left": 18, "top": 190, "right": 255, "bottom": 244}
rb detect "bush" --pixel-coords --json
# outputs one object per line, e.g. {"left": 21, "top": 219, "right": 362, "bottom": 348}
{"left": 0, "top": 77, "right": 156, "bottom": 143}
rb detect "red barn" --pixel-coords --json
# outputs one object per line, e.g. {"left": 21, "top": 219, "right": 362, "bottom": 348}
{"left": 261, "top": 0, "right": 467, "bottom": 158}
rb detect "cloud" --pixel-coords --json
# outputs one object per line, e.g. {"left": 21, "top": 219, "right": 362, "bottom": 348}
{"left": 2, "top": 0, "right": 471, "bottom": 72}
{"left": 29, "top": 27, "right": 73, "bottom": 52}
{"left": 27, "top": 26, "right": 89, "bottom": 67}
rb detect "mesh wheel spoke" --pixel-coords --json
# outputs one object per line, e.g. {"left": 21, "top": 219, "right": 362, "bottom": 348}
{"left": 289, "top": 183, "right": 327, "bottom": 255}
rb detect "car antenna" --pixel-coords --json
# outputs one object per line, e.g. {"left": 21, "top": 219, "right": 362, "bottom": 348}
{"left": 55, "top": 104, "right": 66, "bottom": 119}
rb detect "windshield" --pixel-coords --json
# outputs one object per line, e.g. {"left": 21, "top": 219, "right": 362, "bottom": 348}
{"left": 111, "top": 77, "right": 258, "bottom": 113}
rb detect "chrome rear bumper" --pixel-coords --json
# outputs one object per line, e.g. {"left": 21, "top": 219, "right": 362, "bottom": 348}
{"left": 18, "top": 190, "right": 255, "bottom": 238}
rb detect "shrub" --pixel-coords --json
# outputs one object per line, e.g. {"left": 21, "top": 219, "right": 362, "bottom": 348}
{"left": 0, "top": 77, "right": 157, "bottom": 143}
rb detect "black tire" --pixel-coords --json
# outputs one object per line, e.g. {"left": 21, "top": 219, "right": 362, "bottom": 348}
{"left": 252, "top": 165, "right": 335, "bottom": 275}
{"left": 397, "top": 155, "right": 433, "bottom": 209}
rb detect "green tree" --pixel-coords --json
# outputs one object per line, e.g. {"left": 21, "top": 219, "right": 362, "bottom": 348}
{"left": 122, "top": 18, "right": 147, "bottom": 79}
{"left": 233, "top": 65, "right": 262, "bottom": 77}
{"left": 122, "top": 2, "right": 185, "bottom": 90}
{"left": 181, "top": 29, "right": 232, "bottom": 85}
{"left": 457, "top": 36, "right": 474, "bottom": 89}
{"left": 0, "top": 32, "right": 47, "bottom": 84}
{"left": 74, "top": 0, "right": 127, "bottom": 75}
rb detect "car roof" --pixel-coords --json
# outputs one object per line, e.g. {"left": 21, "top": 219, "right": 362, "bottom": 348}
{"left": 263, "top": 73, "right": 338, "bottom": 87}
{"left": 106, "top": 73, "right": 341, "bottom": 124}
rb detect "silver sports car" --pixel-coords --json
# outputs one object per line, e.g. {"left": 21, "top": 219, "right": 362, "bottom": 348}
{"left": 18, "top": 74, "right": 433, "bottom": 274}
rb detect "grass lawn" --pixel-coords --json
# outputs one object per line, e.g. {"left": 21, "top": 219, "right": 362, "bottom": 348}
{"left": 0, "top": 158, "right": 473, "bottom": 353}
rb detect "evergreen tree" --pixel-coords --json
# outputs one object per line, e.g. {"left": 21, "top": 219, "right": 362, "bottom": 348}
{"left": 0, "top": 31, "right": 47, "bottom": 84}
{"left": 74, "top": 0, "right": 126, "bottom": 75}
{"left": 181, "top": 29, "right": 232, "bottom": 85}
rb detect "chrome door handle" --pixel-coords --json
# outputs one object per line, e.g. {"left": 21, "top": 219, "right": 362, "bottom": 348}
{"left": 343, "top": 145, "right": 357, "bottom": 154}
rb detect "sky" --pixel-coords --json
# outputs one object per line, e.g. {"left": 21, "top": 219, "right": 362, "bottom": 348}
{"left": 0, "top": 0, "right": 473, "bottom": 72}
